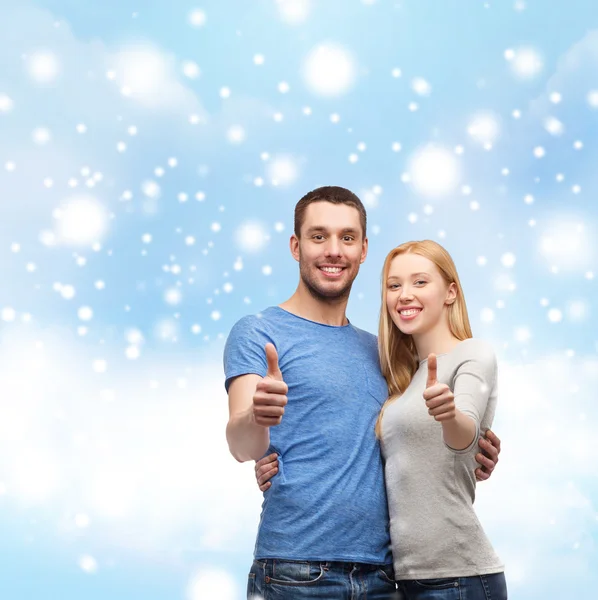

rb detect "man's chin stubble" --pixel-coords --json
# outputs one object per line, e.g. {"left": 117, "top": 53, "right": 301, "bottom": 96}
{"left": 301, "top": 273, "right": 353, "bottom": 303}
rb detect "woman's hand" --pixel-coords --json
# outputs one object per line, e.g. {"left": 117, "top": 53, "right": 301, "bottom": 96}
{"left": 254, "top": 452, "right": 279, "bottom": 492}
{"left": 423, "top": 354, "right": 456, "bottom": 422}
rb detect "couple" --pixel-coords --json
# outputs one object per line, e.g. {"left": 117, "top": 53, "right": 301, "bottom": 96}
{"left": 224, "top": 186, "right": 507, "bottom": 600}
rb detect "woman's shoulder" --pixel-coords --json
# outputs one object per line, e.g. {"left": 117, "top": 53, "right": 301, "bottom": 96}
{"left": 452, "top": 337, "right": 497, "bottom": 366}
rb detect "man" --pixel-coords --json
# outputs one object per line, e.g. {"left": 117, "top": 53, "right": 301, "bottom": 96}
{"left": 224, "top": 186, "right": 500, "bottom": 599}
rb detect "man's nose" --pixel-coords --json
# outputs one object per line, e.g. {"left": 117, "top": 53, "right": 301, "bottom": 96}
{"left": 324, "top": 238, "right": 342, "bottom": 257}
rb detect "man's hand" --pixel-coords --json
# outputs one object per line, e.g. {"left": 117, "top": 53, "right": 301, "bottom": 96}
{"left": 255, "top": 453, "right": 279, "bottom": 492}
{"left": 475, "top": 429, "right": 501, "bottom": 481}
{"left": 252, "top": 343, "right": 288, "bottom": 427}
{"left": 423, "top": 354, "right": 456, "bottom": 422}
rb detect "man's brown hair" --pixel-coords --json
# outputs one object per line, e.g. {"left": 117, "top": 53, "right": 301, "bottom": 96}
{"left": 294, "top": 186, "right": 367, "bottom": 238}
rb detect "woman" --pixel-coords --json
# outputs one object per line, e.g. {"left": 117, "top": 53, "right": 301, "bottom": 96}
{"left": 375, "top": 240, "right": 507, "bottom": 599}
{"left": 256, "top": 240, "right": 507, "bottom": 600}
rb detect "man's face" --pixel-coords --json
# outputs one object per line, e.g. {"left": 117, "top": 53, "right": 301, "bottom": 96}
{"left": 291, "top": 202, "right": 368, "bottom": 301}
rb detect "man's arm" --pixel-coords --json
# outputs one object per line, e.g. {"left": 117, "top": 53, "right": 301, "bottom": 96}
{"left": 252, "top": 433, "right": 502, "bottom": 489}
{"left": 226, "top": 374, "right": 270, "bottom": 462}
{"left": 475, "top": 429, "right": 501, "bottom": 481}
{"left": 226, "top": 343, "right": 288, "bottom": 463}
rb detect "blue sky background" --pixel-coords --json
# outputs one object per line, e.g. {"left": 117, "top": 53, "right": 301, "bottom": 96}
{"left": 0, "top": 1, "right": 597, "bottom": 598}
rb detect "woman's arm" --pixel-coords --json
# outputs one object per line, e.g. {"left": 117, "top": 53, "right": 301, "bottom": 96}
{"left": 423, "top": 354, "right": 477, "bottom": 450}
{"left": 423, "top": 342, "right": 497, "bottom": 452}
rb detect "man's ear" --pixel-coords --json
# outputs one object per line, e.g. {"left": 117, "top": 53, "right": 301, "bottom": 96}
{"left": 360, "top": 236, "right": 368, "bottom": 264}
{"left": 290, "top": 234, "right": 300, "bottom": 262}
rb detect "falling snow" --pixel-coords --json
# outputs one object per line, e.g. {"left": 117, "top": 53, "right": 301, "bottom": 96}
{"left": 302, "top": 43, "right": 355, "bottom": 97}
{"left": 0, "top": 4, "right": 596, "bottom": 600}
{"left": 408, "top": 145, "right": 461, "bottom": 197}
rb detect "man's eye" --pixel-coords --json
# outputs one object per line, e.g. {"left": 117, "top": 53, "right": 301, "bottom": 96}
{"left": 343, "top": 236, "right": 354, "bottom": 242}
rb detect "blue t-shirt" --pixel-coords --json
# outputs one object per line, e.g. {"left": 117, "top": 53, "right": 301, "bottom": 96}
{"left": 223, "top": 306, "right": 392, "bottom": 564}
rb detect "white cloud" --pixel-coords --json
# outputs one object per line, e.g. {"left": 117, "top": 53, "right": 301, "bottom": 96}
{"left": 0, "top": 6, "right": 204, "bottom": 115}
{"left": 530, "top": 29, "right": 598, "bottom": 117}
{"left": 0, "top": 324, "right": 596, "bottom": 599}
{"left": 0, "top": 3, "right": 207, "bottom": 228}
{"left": 475, "top": 357, "right": 598, "bottom": 594}
{"left": 187, "top": 567, "right": 238, "bottom": 600}
{"left": 110, "top": 44, "right": 200, "bottom": 111}
{"left": 537, "top": 217, "right": 594, "bottom": 272}
{"left": 0, "top": 325, "right": 262, "bottom": 557}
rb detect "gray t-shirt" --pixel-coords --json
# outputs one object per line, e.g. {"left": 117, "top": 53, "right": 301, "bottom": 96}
{"left": 381, "top": 337, "right": 504, "bottom": 579}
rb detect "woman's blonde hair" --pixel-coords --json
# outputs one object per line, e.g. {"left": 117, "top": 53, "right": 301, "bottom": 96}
{"left": 374, "top": 240, "right": 473, "bottom": 439}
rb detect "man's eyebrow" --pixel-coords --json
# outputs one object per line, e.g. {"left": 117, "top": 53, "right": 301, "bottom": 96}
{"left": 304, "top": 226, "right": 359, "bottom": 234}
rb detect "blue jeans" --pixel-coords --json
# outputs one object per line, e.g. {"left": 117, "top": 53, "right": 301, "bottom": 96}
{"left": 397, "top": 572, "right": 507, "bottom": 600}
{"left": 247, "top": 559, "right": 400, "bottom": 599}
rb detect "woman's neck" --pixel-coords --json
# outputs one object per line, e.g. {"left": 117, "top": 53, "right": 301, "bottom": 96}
{"left": 413, "top": 326, "right": 461, "bottom": 361}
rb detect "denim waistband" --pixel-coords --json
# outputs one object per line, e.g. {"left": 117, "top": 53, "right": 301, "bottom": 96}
{"left": 254, "top": 558, "right": 391, "bottom": 573}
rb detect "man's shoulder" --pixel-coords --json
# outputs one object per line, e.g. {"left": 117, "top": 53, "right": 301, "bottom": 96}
{"left": 350, "top": 323, "right": 378, "bottom": 344}
{"left": 229, "top": 306, "right": 278, "bottom": 334}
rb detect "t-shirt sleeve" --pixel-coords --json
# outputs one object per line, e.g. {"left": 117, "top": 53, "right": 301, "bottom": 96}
{"left": 451, "top": 340, "right": 497, "bottom": 442}
{"left": 223, "top": 315, "right": 273, "bottom": 392}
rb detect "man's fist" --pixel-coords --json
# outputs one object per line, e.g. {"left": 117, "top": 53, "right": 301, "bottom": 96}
{"left": 423, "top": 353, "right": 456, "bottom": 422}
{"left": 252, "top": 343, "right": 288, "bottom": 427}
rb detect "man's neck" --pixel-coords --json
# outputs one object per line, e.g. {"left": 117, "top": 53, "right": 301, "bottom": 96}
{"left": 280, "top": 286, "right": 349, "bottom": 327}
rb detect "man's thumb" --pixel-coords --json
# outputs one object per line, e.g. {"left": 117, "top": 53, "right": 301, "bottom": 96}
{"left": 426, "top": 353, "right": 438, "bottom": 388}
{"left": 265, "top": 343, "right": 283, "bottom": 380}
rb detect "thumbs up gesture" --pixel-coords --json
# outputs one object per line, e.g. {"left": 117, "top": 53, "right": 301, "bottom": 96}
{"left": 252, "top": 343, "right": 289, "bottom": 427}
{"left": 423, "top": 354, "right": 456, "bottom": 422}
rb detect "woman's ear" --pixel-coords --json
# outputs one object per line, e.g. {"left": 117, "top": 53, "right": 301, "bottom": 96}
{"left": 445, "top": 282, "right": 458, "bottom": 305}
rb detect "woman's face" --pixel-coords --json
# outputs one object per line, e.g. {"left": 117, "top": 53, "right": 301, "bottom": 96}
{"left": 385, "top": 252, "right": 456, "bottom": 337}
